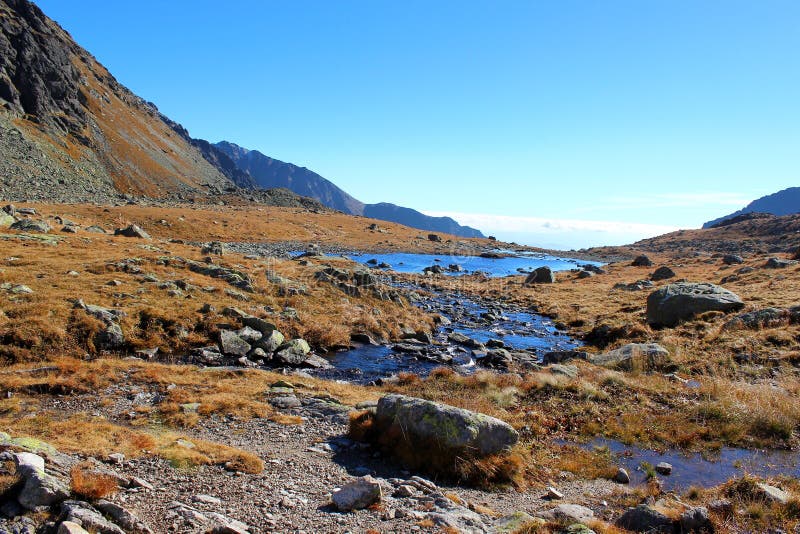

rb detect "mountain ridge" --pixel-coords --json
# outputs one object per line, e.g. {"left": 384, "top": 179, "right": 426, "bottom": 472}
{"left": 215, "top": 140, "right": 485, "bottom": 238}
{"left": 703, "top": 186, "right": 800, "bottom": 228}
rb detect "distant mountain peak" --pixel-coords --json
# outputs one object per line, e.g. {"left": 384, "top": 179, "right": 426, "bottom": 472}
{"left": 215, "top": 140, "right": 485, "bottom": 238}
{"left": 703, "top": 187, "right": 800, "bottom": 228}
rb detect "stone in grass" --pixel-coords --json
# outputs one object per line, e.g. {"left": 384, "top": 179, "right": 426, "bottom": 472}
{"left": 614, "top": 468, "right": 630, "bottom": 484}
{"left": 646, "top": 282, "right": 744, "bottom": 327}
{"left": 492, "top": 512, "right": 542, "bottom": 534}
{"left": 332, "top": 476, "right": 382, "bottom": 511}
{"left": 757, "top": 483, "right": 791, "bottom": 504}
{"left": 615, "top": 504, "right": 673, "bottom": 533}
{"left": 114, "top": 224, "right": 150, "bottom": 239}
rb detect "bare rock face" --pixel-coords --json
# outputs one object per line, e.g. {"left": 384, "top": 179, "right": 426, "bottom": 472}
{"left": 646, "top": 282, "right": 744, "bottom": 327}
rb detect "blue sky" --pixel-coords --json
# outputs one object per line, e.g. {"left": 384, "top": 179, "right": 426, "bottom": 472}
{"left": 38, "top": 1, "right": 800, "bottom": 248}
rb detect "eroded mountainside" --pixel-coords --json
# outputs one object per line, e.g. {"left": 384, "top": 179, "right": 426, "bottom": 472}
{"left": 0, "top": 0, "right": 301, "bottom": 206}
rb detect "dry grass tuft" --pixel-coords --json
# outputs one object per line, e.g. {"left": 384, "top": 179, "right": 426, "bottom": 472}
{"left": 70, "top": 461, "right": 119, "bottom": 499}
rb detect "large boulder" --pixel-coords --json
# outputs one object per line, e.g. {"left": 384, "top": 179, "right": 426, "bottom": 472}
{"left": 524, "top": 266, "right": 555, "bottom": 284}
{"left": 650, "top": 266, "right": 675, "bottom": 281}
{"left": 646, "top": 282, "right": 744, "bottom": 327}
{"left": 14, "top": 452, "right": 70, "bottom": 510}
{"left": 114, "top": 224, "right": 150, "bottom": 239}
{"left": 589, "top": 343, "right": 670, "bottom": 372}
{"left": 218, "top": 330, "right": 251, "bottom": 358}
{"left": 274, "top": 339, "right": 311, "bottom": 365}
{"left": 374, "top": 394, "right": 518, "bottom": 457}
{"left": 631, "top": 255, "right": 653, "bottom": 267}
{"left": 615, "top": 505, "right": 674, "bottom": 533}
{"left": 10, "top": 219, "right": 51, "bottom": 233}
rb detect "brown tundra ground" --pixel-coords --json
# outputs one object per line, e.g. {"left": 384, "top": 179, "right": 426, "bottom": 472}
{"left": 0, "top": 202, "right": 799, "bottom": 533}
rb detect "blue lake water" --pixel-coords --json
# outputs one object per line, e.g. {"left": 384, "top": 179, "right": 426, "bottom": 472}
{"left": 345, "top": 250, "right": 600, "bottom": 277}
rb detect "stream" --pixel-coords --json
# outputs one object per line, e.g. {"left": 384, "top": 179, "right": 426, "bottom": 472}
{"left": 310, "top": 251, "right": 592, "bottom": 384}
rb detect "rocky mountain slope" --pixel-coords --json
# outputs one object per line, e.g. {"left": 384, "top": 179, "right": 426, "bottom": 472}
{"left": 703, "top": 186, "right": 800, "bottom": 228}
{"left": 215, "top": 141, "right": 364, "bottom": 214}
{"left": 0, "top": 0, "right": 311, "bottom": 208}
{"left": 216, "top": 140, "right": 485, "bottom": 238}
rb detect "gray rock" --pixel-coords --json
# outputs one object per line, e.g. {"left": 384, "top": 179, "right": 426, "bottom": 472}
{"left": 274, "top": 339, "right": 311, "bottom": 365}
{"left": 332, "top": 476, "right": 382, "bottom": 511}
{"left": 0, "top": 517, "right": 37, "bottom": 534}
{"left": 9, "top": 219, "right": 50, "bottom": 233}
{"left": 548, "top": 364, "right": 578, "bottom": 378}
{"left": 85, "top": 225, "right": 107, "bottom": 234}
{"left": 218, "top": 330, "right": 251, "bottom": 358}
{"left": 114, "top": 224, "right": 150, "bottom": 239}
{"left": 722, "top": 254, "right": 744, "bottom": 265}
{"left": 270, "top": 396, "right": 302, "bottom": 409}
{"left": 615, "top": 504, "right": 674, "bottom": 533}
{"left": 95, "top": 500, "right": 153, "bottom": 534}
{"left": 234, "top": 326, "right": 262, "bottom": 344}
{"left": 723, "top": 307, "right": 790, "bottom": 330}
{"left": 679, "top": 506, "right": 712, "bottom": 533}
{"left": 60, "top": 501, "right": 125, "bottom": 534}
{"left": 192, "top": 346, "right": 224, "bottom": 365}
{"left": 646, "top": 282, "right": 744, "bottom": 327}
{"left": 614, "top": 467, "right": 630, "bottom": 484}
{"left": 549, "top": 503, "right": 595, "bottom": 523}
{"left": 95, "top": 322, "right": 125, "bottom": 351}
{"left": 253, "top": 329, "right": 285, "bottom": 353}
{"left": 58, "top": 522, "right": 90, "bottom": 534}
{"left": 589, "top": 343, "right": 670, "bottom": 372}
{"left": 0, "top": 213, "right": 15, "bottom": 228}
{"left": 650, "top": 266, "right": 676, "bottom": 281}
{"left": 765, "top": 257, "right": 796, "bottom": 269}
{"left": 577, "top": 270, "right": 595, "bottom": 279}
{"left": 655, "top": 462, "right": 673, "bottom": 475}
{"left": 524, "top": 266, "right": 555, "bottom": 284}
{"left": 374, "top": 394, "right": 518, "bottom": 456}
{"left": 757, "top": 483, "right": 790, "bottom": 504}
{"left": 426, "top": 492, "right": 488, "bottom": 534}
{"left": 14, "top": 452, "right": 70, "bottom": 510}
{"left": 240, "top": 316, "right": 276, "bottom": 335}
{"left": 543, "top": 351, "right": 588, "bottom": 364}
{"left": 632, "top": 255, "right": 653, "bottom": 267}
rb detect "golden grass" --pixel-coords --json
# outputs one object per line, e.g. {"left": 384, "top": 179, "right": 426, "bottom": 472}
{"left": 70, "top": 461, "right": 120, "bottom": 500}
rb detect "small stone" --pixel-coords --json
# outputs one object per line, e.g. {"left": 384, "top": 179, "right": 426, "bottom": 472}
{"left": 546, "top": 486, "right": 564, "bottom": 500}
{"left": 655, "top": 462, "right": 673, "bottom": 475}
{"left": 332, "top": 476, "right": 382, "bottom": 511}
{"left": 107, "top": 453, "right": 125, "bottom": 465}
{"left": 393, "top": 485, "right": 416, "bottom": 498}
{"left": 614, "top": 468, "right": 630, "bottom": 484}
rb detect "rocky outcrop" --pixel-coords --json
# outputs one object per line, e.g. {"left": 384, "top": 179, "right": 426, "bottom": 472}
{"left": 646, "top": 282, "right": 744, "bottom": 327}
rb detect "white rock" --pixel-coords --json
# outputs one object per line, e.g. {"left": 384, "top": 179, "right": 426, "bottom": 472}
{"left": 332, "top": 476, "right": 382, "bottom": 511}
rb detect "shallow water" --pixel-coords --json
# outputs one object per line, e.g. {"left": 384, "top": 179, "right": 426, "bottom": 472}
{"left": 347, "top": 250, "right": 600, "bottom": 277}
{"left": 572, "top": 437, "right": 800, "bottom": 491}
{"left": 313, "top": 252, "right": 586, "bottom": 383}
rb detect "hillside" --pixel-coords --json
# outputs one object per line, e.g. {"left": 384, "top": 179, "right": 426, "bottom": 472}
{"left": 215, "top": 141, "right": 365, "bottom": 214}
{"left": 703, "top": 186, "right": 800, "bottom": 228}
{"left": 216, "top": 140, "right": 485, "bottom": 238}
{"left": 0, "top": 0, "right": 313, "bottom": 209}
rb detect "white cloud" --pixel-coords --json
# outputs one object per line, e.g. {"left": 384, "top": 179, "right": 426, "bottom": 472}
{"left": 423, "top": 211, "right": 681, "bottom": 249}
{"left": 584, "top": 192, "right": 753, "bottom": 211}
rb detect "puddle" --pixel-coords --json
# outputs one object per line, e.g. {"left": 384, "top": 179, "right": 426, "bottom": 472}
{"left": 569, "top": 437, "right": 800, "bottom": 491}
